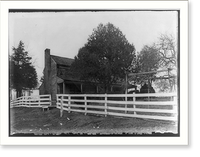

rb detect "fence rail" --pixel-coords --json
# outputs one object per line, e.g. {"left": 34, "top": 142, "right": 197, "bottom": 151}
{"left": 56, "top": 93, "right": 178, "bottom": 121}
{"left": 10, "top": 95, "right": 51, "bottom": 108}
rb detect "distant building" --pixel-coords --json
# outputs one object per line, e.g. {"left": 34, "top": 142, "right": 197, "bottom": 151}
{"left": 10, "top": 89, "right": 39, "bottom": 100}
{"left": 39, "top": 49, "right": 123, "bottom": 106}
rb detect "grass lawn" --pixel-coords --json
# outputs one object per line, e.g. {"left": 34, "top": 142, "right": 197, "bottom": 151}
{"left": 10, "top": 107, "right": 178, "bottom": 136}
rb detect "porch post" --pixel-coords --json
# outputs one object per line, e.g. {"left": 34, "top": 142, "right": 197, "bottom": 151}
{"left": 96, "top": 85, "right": 98, "bottom": 93}
{"left": 63, "top": 82, "right": 65, "bottom": 94}
{"left": 81, "top": 83, "right": 83, "bottom": 93}
{"left": 111, "top": 86, "right": 113, "bottom": 92}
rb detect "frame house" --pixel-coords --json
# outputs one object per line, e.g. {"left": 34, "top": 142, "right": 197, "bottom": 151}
{"left": 39, "top": 49, "right": 123, "bottom": 105}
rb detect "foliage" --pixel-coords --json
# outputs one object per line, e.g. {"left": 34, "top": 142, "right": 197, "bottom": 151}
{"left": 154, "top": 79, "right": 171, "bottom": 93}
{"left": 138, "top": 45, "right": 161, "bottom": 72}
{"left": 71, "top": 23, "right": 136, "bottom": 92}
{"left": 10, "top": 41, "right": 38, "bottom": 97}
{"left": 130, "top": 34, "right": 177, "bottom": 92}
{"left": 156, "top": 34, "right": 177, "bottom": 92}
{"left": 131, "top": 45, "right": 161, "bottom": 86}
{"left": 157, "top": 34, "right": 177, "bottom": 69}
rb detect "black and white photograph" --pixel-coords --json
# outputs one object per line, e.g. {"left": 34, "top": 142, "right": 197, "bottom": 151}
{"left": 0, "top": 1, "right": 189, "bottom": 145}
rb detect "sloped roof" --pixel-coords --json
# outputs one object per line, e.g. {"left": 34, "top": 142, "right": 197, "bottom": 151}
{"left": 58, "top": 74, "right": 81, "bottom": 82}
{"left": 51, "top": 55, "right": 74, "bottom": 66}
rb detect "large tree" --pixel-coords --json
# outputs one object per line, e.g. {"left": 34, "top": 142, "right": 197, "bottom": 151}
{"left": 130, "top": 34, "right": 177, "bottom": 93}
{"left": 156, "top": 34, "right": 177, "bottom": 92}
{"left": 157, "top": 34, "right": 177, "bottom": 69}
{"left": 10, "top": 41, "right": 38, "bottom": 97}
{"left": 131, "top": 45, "right": 161, "bottom": 86}
{"left": 71, "top": 23, "right": 136, "bottom": 93}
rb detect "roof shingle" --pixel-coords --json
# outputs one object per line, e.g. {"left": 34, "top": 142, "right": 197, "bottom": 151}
{"left": 51, "top": 55, "right": 74, "bottom": 66}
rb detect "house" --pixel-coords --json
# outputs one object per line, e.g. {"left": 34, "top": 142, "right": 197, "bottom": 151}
{"left": 10, "top": 89, "right": 39, "bottom": 100}
{"left": 39, "top": 49, "right": 123, "bottom": 105}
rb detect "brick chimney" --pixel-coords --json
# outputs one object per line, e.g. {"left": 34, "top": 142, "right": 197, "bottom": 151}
{"left": 45, "top": 48, "right": 51, "bottom": 69}
{"left": 44, "top": 48, "right": 51, "bottom": 93}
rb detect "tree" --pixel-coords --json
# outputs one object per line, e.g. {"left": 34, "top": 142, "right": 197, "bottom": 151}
{"left": 156, "top": 34, "right": 177, "bottom": 92}
{"left": 10, "top": 41, "right": 38, "bottom": 97}
{"left": 131, "top": 45, "right": 161, "bottom": 89}
{"left": 71, "top": 23, "right": 136, "bottom": 93}
{"left": 154, "top": 79, "right": 171, "bottom": 93}
{"left": 157, "top": 34, "right": 177, "bottom": 69}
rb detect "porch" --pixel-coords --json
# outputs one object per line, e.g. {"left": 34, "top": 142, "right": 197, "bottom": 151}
{"left": 57, "top": 81, "right": 123, "bottom": 94}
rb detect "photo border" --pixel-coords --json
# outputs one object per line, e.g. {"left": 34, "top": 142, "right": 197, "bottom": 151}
{"left": 1, "top": 1, "right": 188, "bottom": 145}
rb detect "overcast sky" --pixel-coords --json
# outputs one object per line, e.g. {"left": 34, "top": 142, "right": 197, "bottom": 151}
{"left": 9, "top": 11, "right": 178, "bottom": 80}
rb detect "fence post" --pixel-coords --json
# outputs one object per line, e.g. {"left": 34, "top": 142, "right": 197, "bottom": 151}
{"left": 21, "top": 97, "right": 24, "bottom": 106}
{"left": 172, "top": 95, "right": 178, "bottom": 120}
{"left": 60, "top": 96, "right": 63, "bottom": 117}
{"left": 39, "top": 96, "right": 41, "bottom": 107}
{"left": 56, "top": 95, "right": 58, "bottom": 108}
{"left": 20, "top": 97, "right": 22, "bottom": 106}
{"left": 26, "top": 97, "right": 28, "bottom": 107}
{"left": 49, "top": 95, "right": 51, "bottom": 106}
{"left": 68, "top": 95, "right": 71, "bottom": 113}
{"left": 84, "top": 95, "right": 87, "bottom": 115}
{"left": 21, "top": 97, "right": 23, "bottom": 106}
{"left": 29, "top": 96, "right": 31, "bottom": 107}
{"left": 105, "top": 94, "right": 107, "bottom": 117}
{"left": 26, "top": 96, "right": 29, "bottom": 107}
{"left": 133, "top": 95, "right": 136, "bottom": 115}
{"left": 125, "top": 94, "right": 127, "bottom": 114}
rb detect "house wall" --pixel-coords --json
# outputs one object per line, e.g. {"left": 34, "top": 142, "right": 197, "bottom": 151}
{"left": 39, "top": 48, "right": 124, "bottom": 105}
{"left": 43, "top": 49, "right": 51, "bottom": 94}
{"left": 40, "top": 49, "right": 57, "bottom": 105}
{"left": 10, "top": 89, "right": 17, "bottom": 100}
{"left": 49, "top": 58, "right": 57, "bottom": 104}
{"left": 39, "top": 82, "right": 45, "bottom": 95}
{"left": 11, "top": 89, "right": 39, "bottom": 100}
{"left": 82, "top": 83, "right": 97, "bottom": 94}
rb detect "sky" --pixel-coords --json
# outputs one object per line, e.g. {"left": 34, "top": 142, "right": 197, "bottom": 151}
{"left": 9, "top": 11, "right": 178, "bottom": 81}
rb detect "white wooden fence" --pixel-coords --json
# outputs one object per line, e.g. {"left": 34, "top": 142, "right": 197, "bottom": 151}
{"left": 10, "top": 95, "right": 51, "bottom": 108}
{"left": 56, "top": 93, "right": 178, "bottom": 121}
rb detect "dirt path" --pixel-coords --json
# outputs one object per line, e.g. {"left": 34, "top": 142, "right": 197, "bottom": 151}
{"left": 10, "top": 107, "right": 178, "bottom": 136}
